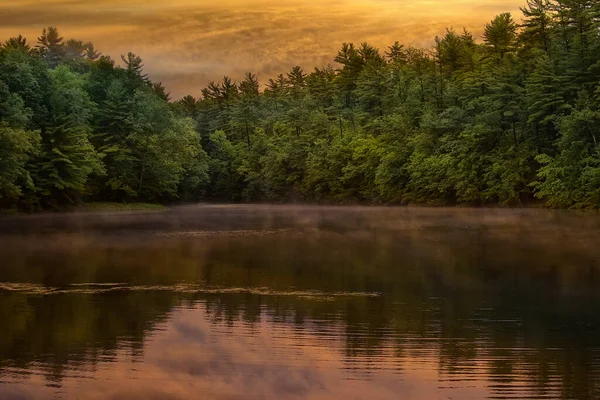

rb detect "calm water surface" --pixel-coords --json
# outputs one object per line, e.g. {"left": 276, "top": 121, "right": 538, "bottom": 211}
{"left": 1, "top": 206, "right": 600, "bottom": 399}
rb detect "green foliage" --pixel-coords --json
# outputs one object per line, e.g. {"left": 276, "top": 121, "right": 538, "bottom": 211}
{"left": 519, "top": 0, "right": 553, "bottom": 52}
{"left": 205, "top": 130, "right": 245, "bottom": 201}
{"left": 36, "top": 27, "right": 65, "bottom": 69}
{"left": 526, "top": 52, "right": 572, "bottom": 150}
{"left": 126, "top": 89, "right": 205, "bottom": 201}
{"left": 533, "top": 109, "right": 600, "bottom": 208}
{"left": 0, "top": 125, "right": 39, "bottom": 203}
{"left": 31, "top": 66, "right": 104, "bottom": 207}
{"left": 484, "top": 13, "right": 518, "bottom": 59}
{"left": 1, "top": 1, "right": 600, "bottom": 210}
{"left": 0, "top": 29, "right": 209, "bottom": 210}
{"left": 260, "top": 130, "right": 310, "bottom": 201}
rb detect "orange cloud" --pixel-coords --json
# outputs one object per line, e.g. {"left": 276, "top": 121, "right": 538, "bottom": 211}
{"left": 0, "top": 304, "right": 494, "bottom": 399}
{"left": 0, "top": 0, "right": 523, "bottom": 98}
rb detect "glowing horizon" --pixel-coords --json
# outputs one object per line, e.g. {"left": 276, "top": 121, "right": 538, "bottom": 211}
{"left": 0, "top": 0, "right": 523, "bottom": 98}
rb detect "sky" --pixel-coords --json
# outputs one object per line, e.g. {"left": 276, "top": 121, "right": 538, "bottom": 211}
{"left": 0, "top": 0, "right": 523, "bottom": 99}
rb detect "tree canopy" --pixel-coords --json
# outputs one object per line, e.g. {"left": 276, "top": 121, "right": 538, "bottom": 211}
{"left": 1, "top": 0, "right": 600, "bottom": 210}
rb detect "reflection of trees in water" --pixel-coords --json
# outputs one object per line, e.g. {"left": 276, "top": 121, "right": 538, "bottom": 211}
{"left": 0, "top": 218, "right": 599, "bottom": 398}
{"left": 0, "top": 291, "right": 178, "bottom": 384}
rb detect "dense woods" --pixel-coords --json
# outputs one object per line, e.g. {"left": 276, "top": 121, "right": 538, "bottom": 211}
{"left": 1, "top": 0, "right": 600, "bottom": 210}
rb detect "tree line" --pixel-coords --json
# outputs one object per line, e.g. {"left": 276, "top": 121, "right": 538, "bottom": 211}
{"left": 1, "top": 0, "right": 600, "bottom": 210}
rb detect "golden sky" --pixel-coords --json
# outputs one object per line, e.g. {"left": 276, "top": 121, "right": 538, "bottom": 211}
{"left": 0, "top": 0, "right": 523, "bottom": 98}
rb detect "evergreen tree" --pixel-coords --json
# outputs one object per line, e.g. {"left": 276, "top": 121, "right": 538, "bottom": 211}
{"left": 484, "top": 13, "right": 518, "bottom": 59}
{"left": 1, "top": 7, "right": 600, "bottom": 210}
{"left": 533, "top": 109, "right": 600, "bottom": 207}
{"left": 519, "top": 0, "right": 553, "bottom": 53}
{"left": 37, "top": 27, "right": 65, "bottom": 69}
{"left": 32, "top": 66, "right": 103, "bottom": 207}
{"left": 526, "top": 52, "right": 572, "bottom": 151}
{"left": 121, "top": 52, "right": 149, "bottom": 92}
{"left": 2, "top": 35, "right": 30, "bottom": 52}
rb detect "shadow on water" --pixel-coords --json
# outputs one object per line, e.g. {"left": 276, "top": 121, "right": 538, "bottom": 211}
{"left": 1, "top": 205, "right": 600, "bottom": 399}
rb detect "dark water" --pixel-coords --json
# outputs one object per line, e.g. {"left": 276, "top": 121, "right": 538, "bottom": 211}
{"left": 1, "top": 206, "right": 600, "bottom": 399}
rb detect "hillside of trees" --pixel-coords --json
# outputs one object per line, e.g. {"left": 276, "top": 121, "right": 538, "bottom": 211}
{"left": 1, "top": 0, "right": 599, "bottom": 211}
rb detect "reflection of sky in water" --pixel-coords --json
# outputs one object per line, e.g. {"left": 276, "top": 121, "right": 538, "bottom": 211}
{"left": 1, "top": 206, "right": 600, "bottom": 399}
{"left": 1, "top": 304, "right": 491, "bottom": 400}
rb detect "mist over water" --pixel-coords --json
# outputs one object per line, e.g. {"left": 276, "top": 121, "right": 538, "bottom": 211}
{"left": 1, "top": 205, "right": 600, "bottom": 399}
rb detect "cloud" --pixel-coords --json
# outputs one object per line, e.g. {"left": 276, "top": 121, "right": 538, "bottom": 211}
{"left": 0, "top": 0, "right": 522, "bottom": 99}
{"left": 0, "top": 303, "right": 481, "bottom": 399}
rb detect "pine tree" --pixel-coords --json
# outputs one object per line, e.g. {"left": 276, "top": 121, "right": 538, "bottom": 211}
{"left": 32, "top": 66, "right": 103, "bottom": 206}
{"left": 233, "top": 73, "right": 261, "bottom": 145}
{"left": 2, "top": 36, "right": 30, "bottom": 52}
{"left": 526, "top": 53, "right": 572, "bottom": 151}
{"left": 84, "top": 42, "right": 101, "bottom": 61}
{"left": 121, "top": 52, "right": 149, "bottom": 91}
{"left": 178, "top": 95, "right": 199, "bottom": 117}
{"left": 37, "top": 27, "right": 65, "bottom": 69}
{"left": 519, "top": 0, "right": 553, "bottom": 53}
{"left": 152, "top": 82, "right": 171, "bottom": 101}
{"left": 484, "top": 13, "right": 518, "bottom": 59}
{"left": 385, "top": 42, "right": 407, "bottom": 64}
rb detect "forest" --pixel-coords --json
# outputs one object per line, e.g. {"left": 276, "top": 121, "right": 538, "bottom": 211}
{"left": 0, "top": 0, "right": 599, "bottom": 210}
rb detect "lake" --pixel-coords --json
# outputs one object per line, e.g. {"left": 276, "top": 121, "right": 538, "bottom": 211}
{"left": 0, "top": 205, "right": 599, "bottom": 399}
